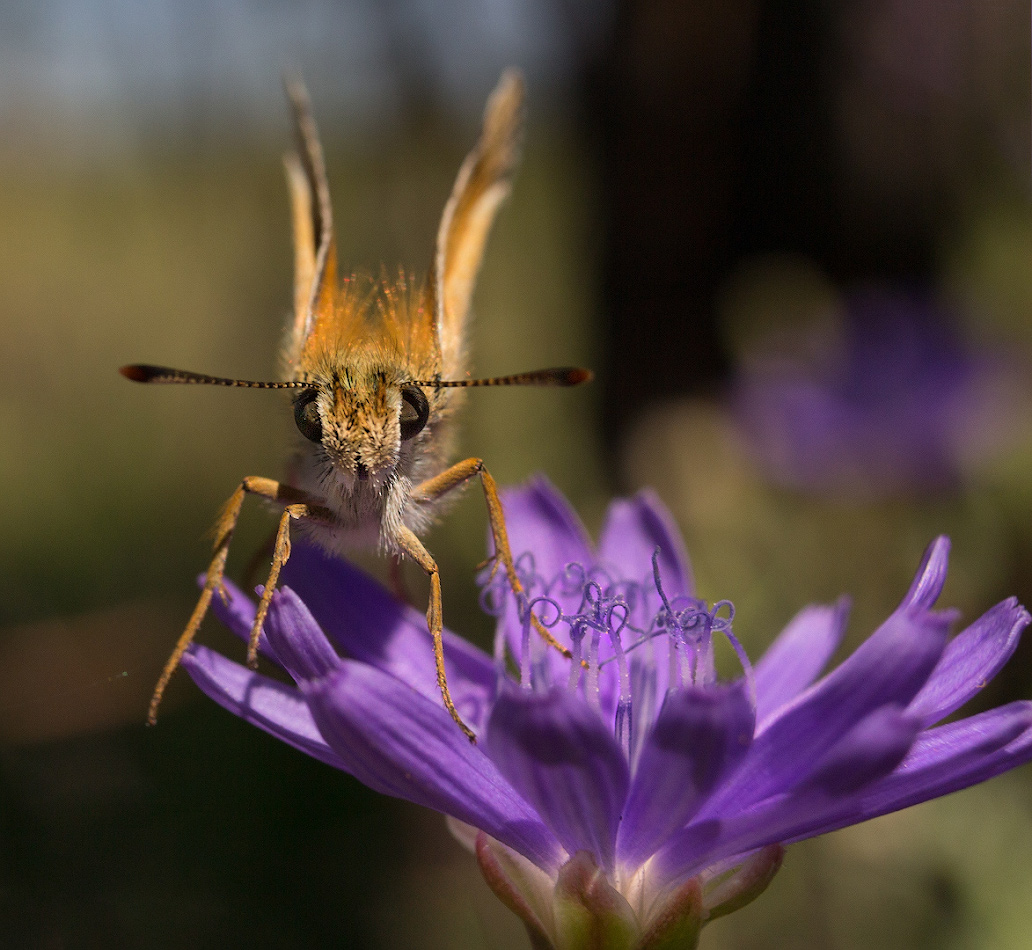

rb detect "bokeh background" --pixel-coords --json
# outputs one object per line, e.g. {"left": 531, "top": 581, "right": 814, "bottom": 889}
{"left": 0, "top": 1, "right": 1030, "bottom": 947}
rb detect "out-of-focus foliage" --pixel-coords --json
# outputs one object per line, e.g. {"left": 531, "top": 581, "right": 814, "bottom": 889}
{"left": 0, "top": 119, "right": 600, "bottom": 948}
{"left": 0, "top": 0, "right": 1030, "bottom": 947}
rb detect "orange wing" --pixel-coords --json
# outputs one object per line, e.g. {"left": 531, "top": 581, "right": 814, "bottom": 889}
{"left": 432, "top": 70, "right": 525, "bottom": 378}
{"left": 282, "top": 76, "right": 338, "bottom": 373}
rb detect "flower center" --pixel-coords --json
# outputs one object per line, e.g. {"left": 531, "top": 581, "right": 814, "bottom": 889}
{"left": 481, "top": 550, "right": 750, "bottom": 763}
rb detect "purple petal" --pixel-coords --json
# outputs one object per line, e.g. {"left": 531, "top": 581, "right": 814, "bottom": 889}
{"left": 653, "top": 702, "right": 1032, "bottom": 887}
{"left": 908, "top": 598, "right": 1030, "bottom": 728}
{"left": 703, "top": 608, "right": 950, "bottom": 814}
{"left": 597, "top": 491, "right": 694, "bottom": 598}
{"left": 303, "top": 659, "right": 564, "bottom": 873}
{"left": 205, "top": 575, "right": 280, "bottom": 664}
{"left": 652, "top": 701, "right": 1032, "bottom": 887}
{"left": 798, "top": 705, "right": 920, "bottom": 796}
{"left": 263, "top": 587, "right": 343, "bottom": 680}
{"left": 616, "top": 680, "right": 754, "bottom": 871}
{"left": 494, "top": 478, "right": 597, "bottom": 679}
{"left": 182, "top": 644, "right": 347, "bottom": 770}
{"left": 484, "top": 687, "right": 630, "bottom": 874}
{"left": 753, "top": 599, "right": 849, "bottom": 728}
{"left": 899, "top": 536, "right": 950, "bottom": 612}
{"left": 206, "top": 575, "right": 256, "bottom": 637}
{"left": 280, "top": 544, "right": 495, "bottom": 729}
{"left": 499, "top": 476, "right": 594, "bottom": 578}
{"left": 823, "top": 701, "right": 1032, "bottom": 832}
{"left": 767, "top": 703, "right": 1032, "bottom": 851}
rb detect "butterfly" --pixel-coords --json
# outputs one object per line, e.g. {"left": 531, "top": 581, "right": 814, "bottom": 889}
{"left": 121, "top": 70, "right": 591, "bottom": 741}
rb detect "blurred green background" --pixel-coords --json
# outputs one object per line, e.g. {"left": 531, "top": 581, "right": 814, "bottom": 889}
{"left": 0, "top": 1, "right": 1030, "bottom": 947}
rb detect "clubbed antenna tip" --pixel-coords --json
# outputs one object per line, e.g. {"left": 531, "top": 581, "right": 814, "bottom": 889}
{"left": 120, "top": 364, "right": 153, "bottom": 382}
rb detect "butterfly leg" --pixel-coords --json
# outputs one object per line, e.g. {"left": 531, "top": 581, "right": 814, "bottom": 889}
{"left": 148, "top": 476, "right": 333, "bottom": 725}
{"left": 392, "top": 524, "right": 477, "bottom": 742}
{"left": 412, "top": 459, "right": 573, "bottom": 661}
{"left": 245, "top": 498, "right": 336, "bottom": 669}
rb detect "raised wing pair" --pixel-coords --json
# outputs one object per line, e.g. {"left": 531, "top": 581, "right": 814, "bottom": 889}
{"left": 122, "top": 71, "right": 591, "bottom": 740}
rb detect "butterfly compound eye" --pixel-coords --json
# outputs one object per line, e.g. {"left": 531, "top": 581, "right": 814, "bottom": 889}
{"left": 399, "top": 385, "right": 429, "bottom": 440}
{"left": 293, "top": 389, "right": 323, "bottom": 443}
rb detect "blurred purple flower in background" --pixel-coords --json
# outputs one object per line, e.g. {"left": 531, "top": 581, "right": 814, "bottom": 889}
{"left": 182, "top": 478, "right": 1032, "bottom": 949}
{"left": 733, "top": 289, "right": 1020, "bottom": 497}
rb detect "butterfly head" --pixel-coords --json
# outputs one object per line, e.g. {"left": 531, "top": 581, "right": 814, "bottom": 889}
{"left": 292, "top": 357, "right": 434, "bottom": 489}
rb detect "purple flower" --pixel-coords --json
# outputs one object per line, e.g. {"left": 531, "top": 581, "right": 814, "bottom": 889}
{"left": 733, "top": 289, "right": 1016, "bottom": 496}
{"left": 181, "top": 478, "right": 1032, "bottom": 948}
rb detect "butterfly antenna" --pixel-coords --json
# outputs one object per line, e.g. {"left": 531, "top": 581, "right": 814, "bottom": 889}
{"left": 120, "top": 365, "right": 308, "bottom": 389}
{"left": 408, "top": 367, "right": 592, "bottom": 389}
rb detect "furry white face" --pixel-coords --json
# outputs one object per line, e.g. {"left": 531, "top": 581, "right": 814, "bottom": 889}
{"left": 291, "top": 364, "right": 432, "bottom": 495}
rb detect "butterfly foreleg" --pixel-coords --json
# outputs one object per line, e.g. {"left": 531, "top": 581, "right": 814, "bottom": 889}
{"left": 148, "top": 475, "right": 332, "bottom": 725}
{"left": 392, "top": 524, "right": 477, "bottom": 743}
{"left": 412, "top": 460, "right": 573, "bottom": 662}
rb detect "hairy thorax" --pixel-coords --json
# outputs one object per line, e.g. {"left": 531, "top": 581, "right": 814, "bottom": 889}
{"left": 283, "top": 291, "right": 461, "bottom": 553}
{"left": 291, "top": 441, "right": 447, "bottom": 553}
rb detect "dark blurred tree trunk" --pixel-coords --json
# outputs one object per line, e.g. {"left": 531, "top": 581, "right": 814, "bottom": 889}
{"left": 582, "top": 0, "right": 761, "bottom": 457}
{"left": 580, "top": 0, "right": 940, "bottom": 465}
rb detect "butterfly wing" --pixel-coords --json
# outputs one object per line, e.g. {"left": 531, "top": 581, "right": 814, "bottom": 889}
{"left": 282, "top": 76, "right": 338, "bottom": 373}
{"left": 432, "top": 70, "right": 525, "bottom": 378}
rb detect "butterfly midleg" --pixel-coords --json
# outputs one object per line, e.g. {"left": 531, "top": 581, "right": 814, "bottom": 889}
{"left": 412, "top": 459, "right": 573, "bottom": 661}
{"left": 148, "top": 475, "right": 333, "bottom": 725}
{"left": 392, "top": 524, "right": 477, "bottom": 743}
